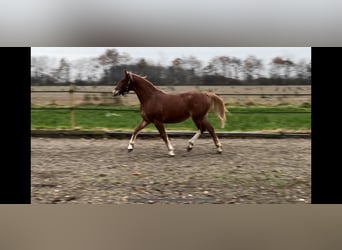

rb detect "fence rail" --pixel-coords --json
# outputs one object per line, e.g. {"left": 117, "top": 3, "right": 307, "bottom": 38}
{"left": 30, "top": 107, "right": 311, "bottom": 114}
{"left": 31, "top": 89, "right": 311, "bottom": 129}
{"left": 31, "top": 90, "right": 311, "bottom": 96}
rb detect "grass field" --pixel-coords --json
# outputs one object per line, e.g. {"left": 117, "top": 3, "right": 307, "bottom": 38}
{"left": 31, "top": 85, "right": 311, "bottom": 131}
{"left": 31, "top": 104, "right": 311, "bottom": 132}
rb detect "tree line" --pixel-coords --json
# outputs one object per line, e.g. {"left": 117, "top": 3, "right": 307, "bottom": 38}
{"left": 31, "top": 49, "right": 311, "bottom": 86}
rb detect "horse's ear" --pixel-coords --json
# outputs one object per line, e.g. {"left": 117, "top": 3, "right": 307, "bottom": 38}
{"left": 124, "top": 70, "right": 129, "bottom": 78}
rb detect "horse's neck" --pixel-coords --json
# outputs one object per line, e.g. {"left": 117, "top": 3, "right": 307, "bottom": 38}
{"left": 133, "top": 77, "right": 163, "bottom": 104}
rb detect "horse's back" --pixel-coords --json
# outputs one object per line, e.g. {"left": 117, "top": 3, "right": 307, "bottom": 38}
{"left": 181, "top": 91, "right": 211, "bottom": 105}
{"left": 161, "top": 91, "right": 209, "bottom": 104}
{"left": 179, "top": 91, "right": 211, "bottom": 116}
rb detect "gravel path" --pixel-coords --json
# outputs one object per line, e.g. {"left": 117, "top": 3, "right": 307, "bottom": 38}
{"left": 31, "top": 137, "right": 311, "bottom": 204}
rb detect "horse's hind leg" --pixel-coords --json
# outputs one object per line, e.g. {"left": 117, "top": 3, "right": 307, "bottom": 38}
{"left": 128, "top": 119, "right": 150, "bottom": 152}
{"left": 202, "top": 118, "right": 223, "bottom": 153}
{"left": 187, "top": 130, "right": 201, "bottom": 151}
{"left": 187, "top": 117, "right": 206, "bottom": 151}
{"left": 154, "top": 121, "right": 175, "bottom": 156}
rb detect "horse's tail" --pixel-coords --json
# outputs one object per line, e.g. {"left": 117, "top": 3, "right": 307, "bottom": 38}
{"left": 206, "top": 92, "right": 228, "bottom": 128}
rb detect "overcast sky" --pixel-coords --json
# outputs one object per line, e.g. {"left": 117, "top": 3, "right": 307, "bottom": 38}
{"left": 31, "top": 47, "right": 311, "bottom": 66}
{"left": 2, "top": 1, "right": 341, "bottom": 46}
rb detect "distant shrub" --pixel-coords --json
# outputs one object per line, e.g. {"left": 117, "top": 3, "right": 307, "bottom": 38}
{"left": 83, "top": 94, "right": 92, "bottom": 103}
{"left": 48, "top": 99, "right": 57, "bottom": 105}
{"left": 245, "top": 101, "right": 256, "bottom": 106}
{"left": 278, "top": 102, "right": 290, "bottom": 106}
{"left": 113, "top": 97, "right": 123, "bottom": 105}
{"left": 300, "top": 102, "right": 311, "bottom": 108}
{"left": 92, "top": 94, "right": 100, "bottom": 101}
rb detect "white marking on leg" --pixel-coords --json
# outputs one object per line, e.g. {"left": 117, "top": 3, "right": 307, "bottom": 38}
{"left": 216, "top": 137, "right": 223, "bottom": 153}
{"left": 129, "top": 134, "right": 135, "bottom": 144}
{"left": 188, "top": 130, "right": 201, "bottom": 149}
{"left": 128, "top": 134, "right": 135, "bottom": 150}
{"left": 127, "top": 120, "right": 149, "bottom": 151}
{"left": 128, "top": 133, "right": 138, "bottom": 151}
{"left": 189, "top": 130, "right": 201, "bottom": 144}
{"left": 166, "top": 137, "right": 175, "bottom": 156}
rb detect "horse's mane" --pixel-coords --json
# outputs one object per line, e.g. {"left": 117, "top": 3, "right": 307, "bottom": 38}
{"left": 128, "top": 72, "right": 147, "bottom": 80}
{"left": 128, "top": 71, "right": 167, "bottom": 94}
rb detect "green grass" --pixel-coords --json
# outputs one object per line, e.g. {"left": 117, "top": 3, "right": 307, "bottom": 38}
{"left": 31, "top": 105, "right": 311, "bottom": 131}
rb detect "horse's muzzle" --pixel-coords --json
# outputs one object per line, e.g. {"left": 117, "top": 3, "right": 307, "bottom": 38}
{"left": 113, "top": 89, "right": 120, "bottom": 96}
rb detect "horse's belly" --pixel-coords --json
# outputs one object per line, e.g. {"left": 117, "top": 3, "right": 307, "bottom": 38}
{"left": 141, "top": 108, "right": 189, "bottom": 123}
{"left": 163, "top": 114, "right": 189, "bottom": 123}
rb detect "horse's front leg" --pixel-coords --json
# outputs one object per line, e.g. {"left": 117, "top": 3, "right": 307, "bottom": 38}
{"left": 128, "top": 119, "right": 150, "bottom": 152}
{"left": 154, "top": 121, "right": 175, "bottom": 156}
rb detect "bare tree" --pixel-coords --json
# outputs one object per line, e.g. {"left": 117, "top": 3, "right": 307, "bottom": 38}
{"left": 97, "top": 49, "right": 120, "bottom": 83}
{"left": 31, "top": 56, "right": 56, "bottom": 79}
{"left": 283, "top": 59, "right": 295, "bottom": 80}
{"left": 169, "top": 58, "right": 186, "bottom": 84}
{"left": 182, "top": 56, "right": 202, "bottom": 76}
{"left": 52, "top": 58, "right": 70, "bottom": 84}
{"left": 98, "top": 49, "right": 119, "bottom": 66}
{"left": 171, "top": 58, "right": 184, "bottom": 70}
{"left": 270, "top": 57, "right": 295, "bottom": 81}
{"left": 229, "top": 57, "right": 242, "bottom": 80}
{"left": 219, "top": 56, "right": 232, "bottom": 78}
{"left": 270, "top": 57, "right": 282, "bottom": 79}
{"left": 306, "top": 60, "right": 311, "bottom": 82}
{"left": 203, "top": 61, "right": 216, "bottom": 75}
{"left": 72, "top": 58, "right": 101, "bottom": 83}
{"left": 118, "top": 52, "right": 132, "bottom": 65}
{"left": 207, "top": 56, "right": 231, "bottom": 78}
{"left": 243, "top": 55, "right": 263, "bottom": 81}
{"left": 136, "top": 58, "right": 149, "bottom": 75}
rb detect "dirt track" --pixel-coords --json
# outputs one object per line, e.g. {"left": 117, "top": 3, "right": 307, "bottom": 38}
{"left": 31, "top": 137, "right": 311, "bottom": 204}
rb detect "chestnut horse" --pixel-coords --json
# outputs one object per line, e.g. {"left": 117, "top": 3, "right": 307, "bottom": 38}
{"left": 113, "top": 70, "right": 228, "bottom": 156}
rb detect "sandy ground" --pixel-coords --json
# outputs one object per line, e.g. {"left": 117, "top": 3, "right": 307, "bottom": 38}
{"left": 31, "top": 137, "right": 311, "bottom": 204}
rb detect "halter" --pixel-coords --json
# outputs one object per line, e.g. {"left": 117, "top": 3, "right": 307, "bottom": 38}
{"left": 126, "top": 72, "right": 134, "bottom": 92}
{"left": 125, "top": 72, "right": 148, "bottom": 93}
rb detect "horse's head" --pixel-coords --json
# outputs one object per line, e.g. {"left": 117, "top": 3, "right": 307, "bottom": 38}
{"left": 112, "top": 70, "right": 134, "bottom": 96}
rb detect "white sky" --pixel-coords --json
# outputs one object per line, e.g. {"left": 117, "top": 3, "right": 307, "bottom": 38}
{"left": 31, "top": 47, "right": 311, "bottom": 66}
{"left": 2, "top": 1, "right": 341, "bottom": 46}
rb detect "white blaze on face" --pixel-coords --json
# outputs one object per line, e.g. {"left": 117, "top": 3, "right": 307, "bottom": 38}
{"left": 113, "top": 88, "right": 119, "bottom": 96}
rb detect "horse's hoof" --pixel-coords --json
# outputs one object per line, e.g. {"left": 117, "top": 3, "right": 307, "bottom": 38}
{"left": 128, "top": 144, "right": 134, "bottom": 152}
{"left": 187, "top": 142, "right": 193, "bottom": 152}
{"left": 168, "top": 151, "right": 176, "bottom": 157}
{"left": 217, "top": 147, "right": 223, "bottom": 154}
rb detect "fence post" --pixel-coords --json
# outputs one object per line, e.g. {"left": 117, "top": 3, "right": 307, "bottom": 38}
{"left": 69, "top": 84, "right": 75, "bottom": 129}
